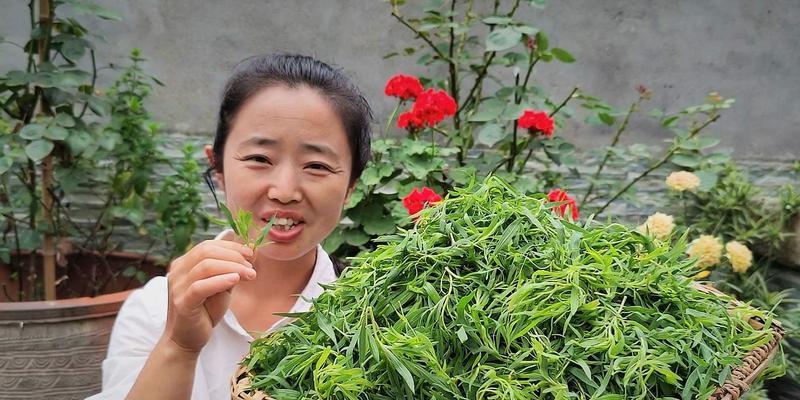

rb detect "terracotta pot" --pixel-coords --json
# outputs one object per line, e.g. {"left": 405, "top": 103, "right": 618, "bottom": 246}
{"left": 0, "top": 289, "right": 133, "bottom": 399}
{"left": 0, "top": 250, "right": 163, "bottom": 301}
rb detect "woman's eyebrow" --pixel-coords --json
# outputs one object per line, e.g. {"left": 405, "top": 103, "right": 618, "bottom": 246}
{"left": 302, "top": 142, "right": 337, "bottom": 159}
{"left": 239, "top": 136, "right": 278, "bottom": 149}
{"left": 239, "top": 136, "right": 338, "bottom": 159}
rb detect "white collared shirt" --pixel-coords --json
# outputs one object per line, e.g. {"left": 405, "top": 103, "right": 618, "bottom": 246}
{"left": 87, "top": 230, "right": 337, "bottom": 400}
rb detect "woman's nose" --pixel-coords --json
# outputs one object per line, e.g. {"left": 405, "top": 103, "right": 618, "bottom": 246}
{"left": 266, "top": 164, "right": 303, "bottom": 204}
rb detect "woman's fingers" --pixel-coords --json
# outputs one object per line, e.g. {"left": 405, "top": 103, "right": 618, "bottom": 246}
{"left": 187, "top": 258, "right": 256, "bottom": 282}
{"left": 182, "top": 272, "right": 240, "bottom": 310}
{"left": 171, "top": 240, "right": 253, "bottom": 274}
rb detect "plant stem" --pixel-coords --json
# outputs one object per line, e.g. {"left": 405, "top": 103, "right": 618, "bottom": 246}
{"left": 515, "top": 87, "right": 578, "bottom": 174}
{"left": 448, "top": 0, "right": 460, "bottom": 130}
{"left": 595, "top": 114, "right": 720, "bottom": 216}
{"left": 77, "top": 49, "right": 97, "bottom": 118}
{"left": 581, "top": 97, "right": 642, "bottom": 205}
{"left": 385, "top": 101, "right": 403, "bottom": 137}
{"left": 390, "top": 10, "right": 452, "bottom": 64}
{"left": 36, "top": 0, "right": 57, "bottom": 301}
{"left": 507, "top": 72, "right": 521, "bottom": 172}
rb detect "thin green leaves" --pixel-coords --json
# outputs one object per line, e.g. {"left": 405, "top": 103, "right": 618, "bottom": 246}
{"left": 241, "top": 176, "right": 775, "bottom": 399}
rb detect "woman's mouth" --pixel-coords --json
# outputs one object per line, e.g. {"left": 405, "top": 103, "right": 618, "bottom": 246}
{"left": 262, "top": 217, "right": 305, "bottom": 242}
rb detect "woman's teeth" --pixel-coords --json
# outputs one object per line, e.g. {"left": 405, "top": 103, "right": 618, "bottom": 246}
{"left": 273, "top": 218, "right": 298, "bottom": 231}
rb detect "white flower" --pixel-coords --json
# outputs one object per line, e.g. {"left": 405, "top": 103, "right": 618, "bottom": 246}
{"left": 666, "top": 171, "right": 701, "bottom": 192}
{"left": 637, "top": 212, "right": 675, "bottom": 241}
{"left": 686, "top": 235, "right": 723, "bottom": 269}
{"left": 725, "top": 241, "right": 753, "bottom": 273}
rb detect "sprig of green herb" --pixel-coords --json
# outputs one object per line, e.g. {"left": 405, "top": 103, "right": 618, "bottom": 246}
{"left": 219, "top": 203, "right": 275, "bottom": 257}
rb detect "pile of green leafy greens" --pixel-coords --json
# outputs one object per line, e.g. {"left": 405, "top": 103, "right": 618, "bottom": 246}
{"left": 242, "top": 176, "right": 776, "bottom": 399}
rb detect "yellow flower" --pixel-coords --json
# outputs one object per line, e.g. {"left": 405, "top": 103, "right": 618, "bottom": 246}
{"left": 665, "top": 171, "right": 701, "bottom": 192}
{"left": 725, "top": 241, "right": 753, "bottom": 273}
{"left": 694, "top": 270, "right": 711, "bottom": 280}
{"left": 637, "top": 212, "right": 675, "bottom": 240}
{"left": 686, "top": 235, "right": 723, "bottom": 269}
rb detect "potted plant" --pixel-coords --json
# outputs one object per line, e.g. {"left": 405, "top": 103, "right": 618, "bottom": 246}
{"left": 0, "top": 1, "right": 207, "bottom": 398}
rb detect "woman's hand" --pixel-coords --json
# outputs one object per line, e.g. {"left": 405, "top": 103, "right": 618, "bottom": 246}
{"left": 164, "top": 240, "right": 255, "bottom": 354}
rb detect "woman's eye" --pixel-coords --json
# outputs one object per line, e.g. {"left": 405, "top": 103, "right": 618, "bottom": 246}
{"left": 244, "top": 155, "right": 271, "bottom": 164}
{"left": 307, "top": 163, "right": 333, "bottom": 172}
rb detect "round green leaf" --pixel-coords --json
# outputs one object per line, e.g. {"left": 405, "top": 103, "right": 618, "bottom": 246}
{"left": 468, "top": 98, "right": 505, "bottom": 122}
{"left": 54, "top": 113, "right": 76, "bottom": 127}
{"left": 670, "top": 154, "right": 700, "bottom": 168}
{"left": 363, "top": 217, "right": 397, "bottom": 235}
{"left": 44, "top": 126, "right": 69, "bottom": 141}
{"left": 25, "top": 139, "right": 54, "bottom": 161}
{"left": 19, "top": 124, "right": 45, "bottom": 140}
{"left": 485, "top": 28, "right": 522, "bottom": 52}
{"left": 66, "top": 130, "right": 93, "bottom": 155}
{"left": 343, "top": 229, "right": 370, "bottom": 246}
{"left": 0, "top": 156, "right": 12, "bottom": 175}
{"left": 477, "top": 124, "right": 505, "bottom": 147}
{"left": 61, "top": 38, "right": 87, "bottom": 61}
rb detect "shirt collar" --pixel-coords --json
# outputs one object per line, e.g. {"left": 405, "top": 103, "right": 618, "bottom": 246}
{"left": 214, "top": 229, "right": 337, "bottom": 339}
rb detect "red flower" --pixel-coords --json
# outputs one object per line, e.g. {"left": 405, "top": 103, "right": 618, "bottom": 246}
{"left": 547, "top": 189, "right": 579, "bottom": 220}
{"left": 403, "top": 187, "right": 442, "bottom": 217}
{"left": 384, "top": 74, "right": 424, "bottom": 100}
{"left": 397, "top": 110, "right": 424, "bottom": 131}
{"left": 518, "top": 110, "right": 555, "bottom": 137}
{"left": 410, "top": 88, "right": 457, "bottom": 127}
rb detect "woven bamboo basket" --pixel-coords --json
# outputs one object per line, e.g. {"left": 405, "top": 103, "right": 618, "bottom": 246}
{"left": 231, "top": 284, "right": 784, "bottom": 400}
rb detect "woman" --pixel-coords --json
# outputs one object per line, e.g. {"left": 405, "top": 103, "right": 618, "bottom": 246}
{"left": 89, "top": 53, "right": 372, "bottom": 400}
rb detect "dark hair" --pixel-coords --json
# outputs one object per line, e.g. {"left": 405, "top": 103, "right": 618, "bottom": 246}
{"left": 209, "top": 53, "right": 372, "bottom": 185}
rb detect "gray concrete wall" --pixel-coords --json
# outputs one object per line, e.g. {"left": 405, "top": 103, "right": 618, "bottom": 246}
{"left": 1, "top": 0, "right": 798, "bottom": 158}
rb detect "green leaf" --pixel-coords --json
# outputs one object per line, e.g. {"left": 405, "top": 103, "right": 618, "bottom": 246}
{"left": 512, "top": 25, "right": 539, "bottom": 35}
{"left": 19, "top": 124, "right": 45, "bottom": 140}
{"left": 482, "top": 16, "right": 512, "bottom": 25}
{"left": 670, "top": 154, "right": 700, "bottom": 168}
{"left": 66, "top": 130, "right": 92, "bottom": 155}
{"left": 254, "top": 216, "right": 276, "bottom": 247}
{"left": 485, "top": 28, "right": 522, "bottom": 52}
{"left": 362, "top": 217, "right": 397, "bottom": 236}
{"left": 61, "top": 38, "right": 87, "bottom": 61}
{"left": 535, "top": 31, "right": 549, "bottom": 52}
{"left": 219, "top": 203, "right": 240, "bottom": 236}
{"left": 25, "top": 139, "right": 54, "bottom": 161}
{"left": 500, "top": 103, "right": 527, "bottom": 121}
{"left": 343, "top": 229, "right": 370, "bottom": 246}
{"left": 54, "top": 113, "right": 75, "bottom": 127}
{"left": 322, "top": 229, "right": 345, "bottom": 253}
{"left": 477, "top": 123, "right": 505, "bottom": 147}
{"left": 467, "top": 98, "right": 505, "bottom": 122}
{"left": 0, "top": 156, "right": 12, "bottom": 175}
{"left": 43, "top": 126, "right": 69, "bottom": 141}
{"left": 551, "top": 48, "right": 575, "bottom": 63}
{"left": 598, "top": 112, "right": 615, "bottom": 126}
{"left": 695, "top": 170, "right": 718, "bottom": 192}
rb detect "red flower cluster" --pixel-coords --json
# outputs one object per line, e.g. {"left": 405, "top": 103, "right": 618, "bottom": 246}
{"left": 384, "top": 74, "right": 423, "bottom": 101}
{"left": 518, "top": 109, "right": 555, "bottom": 137}
{"left": 402, "top": 187, "right": 442, "bottom": 217}
{"left": 547, "top": 189, "right": 579, "bottom": 220}
{"left": 397, "top": 88, "right": 457, "bottom": 131}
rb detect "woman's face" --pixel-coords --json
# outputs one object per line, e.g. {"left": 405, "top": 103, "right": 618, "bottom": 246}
{"left": 212, "top": 84, "right": 354, "bottom": 262}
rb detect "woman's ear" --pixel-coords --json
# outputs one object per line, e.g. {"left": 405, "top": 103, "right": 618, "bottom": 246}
{"left": 343, "top": 180, "right": 358, "bottom": 208}
{"left": 204, "top": 145, "right": 225, "bottom": 191}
